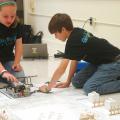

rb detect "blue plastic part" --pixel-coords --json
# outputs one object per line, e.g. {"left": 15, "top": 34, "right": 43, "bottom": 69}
{"left": 76, "top": 60, "right": 89, "bottom": 73}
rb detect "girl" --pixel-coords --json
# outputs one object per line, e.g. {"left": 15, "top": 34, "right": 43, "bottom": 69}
{"left": 0, "top": 0, "right": 25, "bottom": 86}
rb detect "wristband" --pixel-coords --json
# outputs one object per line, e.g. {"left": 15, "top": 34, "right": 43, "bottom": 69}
{"left": 0, "top": 70, "right": 7, "bottom": 77}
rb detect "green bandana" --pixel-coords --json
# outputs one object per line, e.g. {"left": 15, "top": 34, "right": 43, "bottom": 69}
{"left": 0, "top": 1, "right": 16, "bottom": 6}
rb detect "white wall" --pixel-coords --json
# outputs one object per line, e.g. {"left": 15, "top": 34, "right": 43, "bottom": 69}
{"left": 24, "top": 0, "right": 120, "bottom": 55}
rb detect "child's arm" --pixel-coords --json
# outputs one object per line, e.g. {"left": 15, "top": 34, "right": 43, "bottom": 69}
{"left": 39, "top": 59, "right": 69, "bottom": 93}
{"left": 39, "top": 59, "right": 78, "bottom": 92}
{"left": 0, "top": 62, "right": 18, "bottom": 83}
{"left": 48, "top": 58, "right": 70, "bottom": 88}
{"left": 66, "top": 60, "right": 78, "bottom": 85}
{"left": 55, "top": 60, "right": 78, "bottom": 88}
{"left": 12, "top": 38, "right": 23, "bottom": 71}
{"left": 0, "top": 62, "right": 5, "bottom": 72}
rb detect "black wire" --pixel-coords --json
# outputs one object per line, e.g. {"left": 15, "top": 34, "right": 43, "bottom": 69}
{"left": 82, "top": 19, "right": 90, "bottom": 28}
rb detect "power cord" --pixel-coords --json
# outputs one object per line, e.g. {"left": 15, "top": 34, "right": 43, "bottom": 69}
{"left": 82, "top": 19, "right": 90, "bottom": 28}
{"left": 82, "top": 17, "right": 94, "bottom": 28}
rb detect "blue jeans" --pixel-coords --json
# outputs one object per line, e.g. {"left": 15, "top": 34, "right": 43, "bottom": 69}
{"left": 0, "top": 61, "right": 25, "bottom": 84}
{"left": 71, "top": 60, "right": 120, "bottom": 95}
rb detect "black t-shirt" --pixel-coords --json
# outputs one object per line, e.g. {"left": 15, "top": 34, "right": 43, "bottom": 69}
{"left": 0, "top": 23, "right": 22, "bottom": 63}
{"left": 64, "top": 28, "right": 120, "bottom": 65}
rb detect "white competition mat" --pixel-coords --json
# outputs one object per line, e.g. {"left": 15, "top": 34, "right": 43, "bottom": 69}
{"left": 0, "top": 86, "right": 120, "bottom": 120}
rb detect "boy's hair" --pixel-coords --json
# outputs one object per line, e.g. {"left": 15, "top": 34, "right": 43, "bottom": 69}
{"left": 48, "top": 13, "right": 73, "bottom": 34}
{"left": 0, "top": 0, "right": 16, "bottom": 10}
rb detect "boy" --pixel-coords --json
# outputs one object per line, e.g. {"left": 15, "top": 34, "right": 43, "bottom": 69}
{"left": 40, "top": 13, "right": 120, "bottom": 95}
{"left": 0, "top": 0, "right": 25, "bottom": 86}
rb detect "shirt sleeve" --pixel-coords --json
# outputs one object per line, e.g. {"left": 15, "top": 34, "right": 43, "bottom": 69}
{"left": 63, "top": 28, "right": 88, "bottom": 61}
{"left": 16, "top": 24, "right": 23, "bottom": 39}
{"left": 64, "top": 40, "right": 86, "bottom": 61}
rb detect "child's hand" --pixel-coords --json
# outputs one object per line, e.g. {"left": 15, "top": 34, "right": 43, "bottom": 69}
{"left": 2, "top": 71, "right": 18, "bottom": 83}
{"left": 39, "top": 85, "right": 51, "bottom": 93}
{"left": 12, "top": 64, "right": 23, "bottom": 72}
{"left": 55, "top": 81, "right": 70, "bottom": 88}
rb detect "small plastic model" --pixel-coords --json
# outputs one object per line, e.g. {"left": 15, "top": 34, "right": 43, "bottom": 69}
{"left": 88, "top": 91, "right": 105, "bottom": 107}
{"left": 5, "top": 75, "right": 37, "bottom": 98}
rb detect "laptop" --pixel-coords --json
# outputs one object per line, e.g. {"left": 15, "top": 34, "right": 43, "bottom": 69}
{"left": 23, "top": 43, "right": 48, "bottom": 59}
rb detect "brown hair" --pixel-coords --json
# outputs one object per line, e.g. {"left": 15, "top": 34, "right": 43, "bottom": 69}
{"left": 48, "top": 13, "right": 73, "bottom": 34}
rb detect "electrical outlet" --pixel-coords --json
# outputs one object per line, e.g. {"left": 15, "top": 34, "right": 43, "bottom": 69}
{"left": 89, "top": 17, "right": 96, "bottom": 26}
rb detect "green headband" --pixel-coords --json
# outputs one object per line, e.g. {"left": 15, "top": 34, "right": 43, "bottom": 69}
{"left": 0, "top": 1, "right": 16, "bottom": 6}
